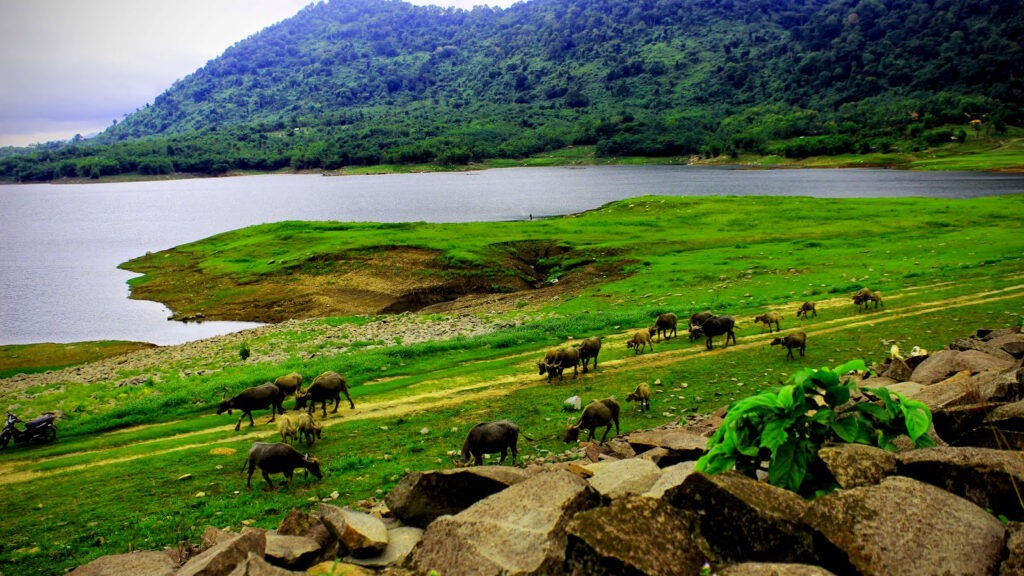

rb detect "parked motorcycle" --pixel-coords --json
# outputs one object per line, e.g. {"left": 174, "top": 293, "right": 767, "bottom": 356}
{"left": 0, "top": 412, "right": 57, "bottom": 448}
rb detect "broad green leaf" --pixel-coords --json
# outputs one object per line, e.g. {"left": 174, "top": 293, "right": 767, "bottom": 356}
{"left": 901, "top": 399, "right": 933, "bottom": 440}
{"left": 761, "top": 418, "right": 792, "bottom": 452}
{"left": 834, "top": 358, "right": 868, "bottom": 375}
{"left": 852, "top": 402, "right": 891, "bottom": 424}
{"left": 769, "top": 439, "right": 807, "bottom": 493}
{"left": 831, "top": 415, "right": 861, "bottom": 442}
{"left": 824, "top": 382, "right": 851, "bottom": 407}
{"left": 776, "top": 385, "right": 797, "bottom": 410}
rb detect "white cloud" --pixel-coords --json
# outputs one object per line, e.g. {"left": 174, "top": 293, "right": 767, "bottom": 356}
{"left": 1, "top": 0, "right": 523, "bottom": 147}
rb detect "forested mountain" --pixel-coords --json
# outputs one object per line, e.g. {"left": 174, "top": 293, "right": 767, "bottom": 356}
{"left": 3, "top": 0, "right": 1022, "bottom": 181}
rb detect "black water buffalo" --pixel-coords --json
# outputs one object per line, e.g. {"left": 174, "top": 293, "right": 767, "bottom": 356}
{"left": 690, "top": 315, "right": 737, "bottom": 350}
{"left": 688, "top": 311, "right": 715, "bottom": 341}
{"left": 456, "top": 420, "right": 525, "bottom": 466}
{"left": 241, "top": 442, "right": 322, "bottom": 490}
{"left": 648, "top": 313, "right": 678, "bottom": 341}
{"left": 564, "top": 397, "right": 620, "bottom": 444}
{"left": 217, "top": 383, "right": 285, "bottom": 431}
{"left": 537, "top": 347, "right": 580, "bottom": 382}
{"left": 295, "top": 371, "right": 354, "bottom": 418}
{"left": 575, "top": 337, "right": 602, "bottom": 373}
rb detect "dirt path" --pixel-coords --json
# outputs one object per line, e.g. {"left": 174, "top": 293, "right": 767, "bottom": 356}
{"left": 2, "top": 281, "right": 1021, "bottom": 485}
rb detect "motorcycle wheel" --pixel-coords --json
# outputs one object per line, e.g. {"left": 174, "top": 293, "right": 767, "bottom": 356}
{"left": 42, "top": 427, "right": 57, "bottom": 443}
{"left": 0, "top": 432, "right": 9, "bottom": 449}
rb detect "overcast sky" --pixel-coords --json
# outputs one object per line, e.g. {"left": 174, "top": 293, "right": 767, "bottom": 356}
{"left": 0, "top": 0, "right": 520, "bottom": 148}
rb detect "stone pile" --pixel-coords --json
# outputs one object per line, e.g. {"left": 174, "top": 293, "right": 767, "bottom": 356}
{"left": 70, "top": 327, "right": 1024, "bottom": 575}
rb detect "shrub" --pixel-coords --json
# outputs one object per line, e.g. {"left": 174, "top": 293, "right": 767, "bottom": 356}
{"left": 696, "top": 359, "right": 934, "bottom": 496}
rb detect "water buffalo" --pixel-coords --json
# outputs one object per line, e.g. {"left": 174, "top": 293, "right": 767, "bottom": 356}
{"left": 241, "top": 442, "right": 322, "bottom": 490}
{"left": 797, "top": 301, "right": 817, "bottom": 319}
{"left": 575, "top": 337, "right": 602, "bottom": 373}
{"left": 688, "top": 311, "right": 715, "bottom": 341}
{"left": 753, "top": 311, "right": 782, "bottom": 333}
{"left": 690, "top": 315, "right": 737, "bottom": 350}
{"left": 626, "top": 383, "right": 651, "bottom": 414}
{"left": 770, "top": 332, "right": 807, "bottom": 360}
{"left": 648, "top": 313, "right": 678, "bottom": 341}
{"left": 217, "top": 383, "right": 285, "bottom": 431}
{"left": 852, "top": 288, "right": 884, "bottom": 311}
{"left": 627, "top": 330, "right": 654, "bottom": 355}
{"left": 296, "top": 412, "right": 322, "bottom": 447}
{"left": 456, "top": 420, "right": 526, "bottom": 466}
{"left": 564, "top": 397, "right": 621, "bottom": 444}
{"left": 273, "top": 372, "right": 304, "bottom": 397}
{"left": 295, "top": 371, "right": 354, "bottom": 418}
{"left": 537, "top": 347, "right": 580, "bottom": 382}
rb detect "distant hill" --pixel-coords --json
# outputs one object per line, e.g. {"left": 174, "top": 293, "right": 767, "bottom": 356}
{"left": 3, "top": 0, "right": 1021, "bottom": 181}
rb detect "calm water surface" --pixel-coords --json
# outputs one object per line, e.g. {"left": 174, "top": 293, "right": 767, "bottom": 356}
{"left": 2, "top": 165, "right": 1022, "bottom": 345}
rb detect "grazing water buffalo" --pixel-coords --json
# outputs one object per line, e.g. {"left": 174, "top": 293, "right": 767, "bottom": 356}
{"left": 538, "top": 347, "right": 580, "bottom": 382}
{"left": 753, "top": 311, "right": 782, "bottom": 333}
{"left": 688, "top": 311, "right": 715, "bottom": 341}
{"left": 295, "top": 371, "right": 354, "bottom": 418}
{"left": 770, "top": 332, "right": 807, "bottom": 360}
{"left": 217, "top": 383, "right": 285, "bottom": 431}
{"left": 626, "top": 383, "right": 651, "bottom": 414}
{"left": 241, "top": 442, "right": 322, "bottom": 490}
{"left": 564, "top": 397, "right": 620, "bottom": 444}
{"left": 456, "top": 420, "right": 527, "bottom": 466}
{"left": 627, "top": 330, "right": 654, "bottom": 354}
{"left": 797, "top": 301, "right": 817, "bottom": 319}
{"left": 690, "top": 315, "right": 737, "bottom": 350}
{"left": 575, "top": 337, "right": 602, "bottom": 373}
{"left": 273, "top": 372, "right": 304, "bottom": 397}
{"left": 296, "top": 412, "right": 322, "bottom": 447}
{"left": 852, "top": 288, "right": 884, "bottom": 311}
{"left": 648, "top": 313, "right": 678, "bottom": 341}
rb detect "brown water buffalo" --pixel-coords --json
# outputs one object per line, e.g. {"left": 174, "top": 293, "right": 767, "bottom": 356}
{"left": 456, "top": 420, "right": 525, "bottom": 466}
{"left": 217, "top": 383, "right": 285, "bottom": 431}
{"left": 295, "top": 371, "right": 354, "bottom": 418}
{"left": 241, "top": 442, "right": 322, "bottom": 490}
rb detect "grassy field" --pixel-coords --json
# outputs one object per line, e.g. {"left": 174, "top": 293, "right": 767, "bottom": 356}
{"left": 0, "top": 194, "right": 1022, "bottom": 575}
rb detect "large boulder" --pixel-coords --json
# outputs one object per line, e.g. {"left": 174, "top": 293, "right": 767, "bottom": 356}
{"left": 317, "top": 504, "right": 388, "bottom": 558}
{"left": 344, "top": 526, "right": 423, "bottom": 568}
{"left": 583, "top": 458, "right": 662, "bottom": 501}
{"left": 177, "top": 528, "right": 266, "bottom": 576}
{"left": 911, "top": 349, "right": 963, "bottom": 385}
{"left": 663, "top": 471, "right": 815, "bottom": 564}
{"left": 564, "top": 495, "right": 707, "bottom": 576}
{"left": 803, "top": 476, "right": 1006, "bottom": 576}
{"left": 625, "top": 428, "right": 710, "bottom": 463}
{"left": 644, "top": 461, "right": 698, "bottom": 499}
{"left": 897, "top": 446, "right": 1024, "bottom": 521}
{"left": 911, "top": 370, "right": 974, "bottom": 410}
{"left": 718, "top": 563, "right": 838, "bottom": 576}
{"left": 384, "top": 466, "right": 529, "bottom": 527}
{"left": 263, "top": 534, "right": 321, "bottom": 570}
{"left": 406, "top": 468, "right": 600, "bottom": 576}
{"left": 69, "top": 551, "right": 176, "bottom": 576}
{"left": 225, "top": 551, "right": 296, "bottom": 576}
{"left": 817, "top": 443, "right": 898, "bottom": 489}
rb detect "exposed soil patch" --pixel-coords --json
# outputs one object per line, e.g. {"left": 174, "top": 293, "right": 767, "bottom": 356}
{"left": 129, "top": 240, "right": 626, "bottom": 323}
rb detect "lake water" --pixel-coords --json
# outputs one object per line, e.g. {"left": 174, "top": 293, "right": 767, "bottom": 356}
{"left": 2, "top": 165, "right": 1022, "bottom": 345}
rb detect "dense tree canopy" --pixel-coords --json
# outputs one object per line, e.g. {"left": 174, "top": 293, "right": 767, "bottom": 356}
{"left": 2, "top": 0, "right": 1020, "bottom": 181}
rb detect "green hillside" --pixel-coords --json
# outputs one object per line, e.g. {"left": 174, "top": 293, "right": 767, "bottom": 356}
{"left": 1, "top": 0, "right": 1022, "bottom": 181}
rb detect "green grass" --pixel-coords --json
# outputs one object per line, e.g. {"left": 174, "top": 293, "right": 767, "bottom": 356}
{"left": 0, "top": 342, "right": 156, "bottom": 379}
{"left": 1, "top": 194, "right": 1023, "bottom": 575}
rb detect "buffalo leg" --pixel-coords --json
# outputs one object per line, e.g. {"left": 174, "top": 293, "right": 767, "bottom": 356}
{"left": 261, "top": 470, "right": 274, "bottom": 490}
{"left": 246, "top": 464, "right": 255, "bottom": 488}
{"left": 331, "top": 396, "right": 340, "bottom": 413}
{"left": 266, "top": 404, "right": 276, "bottom": 424}
{"left": 344, "top": 390, "right": 355, "bottom": 410}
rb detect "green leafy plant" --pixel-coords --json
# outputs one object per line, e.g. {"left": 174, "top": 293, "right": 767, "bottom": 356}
{"left": 696, "top": 359, "right": 935, "bottom": 496}
{"left": 238, "top": 342, "right": 251, "bottom": 361}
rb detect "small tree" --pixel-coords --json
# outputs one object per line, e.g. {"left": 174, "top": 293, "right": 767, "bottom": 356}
{"left": 696, "top": 359, "right": 934, "bottom": 497}
{"left": 238, "top": 342, "right": 251, "bottom": 361}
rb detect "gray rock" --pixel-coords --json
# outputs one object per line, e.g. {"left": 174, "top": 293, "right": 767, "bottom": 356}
{"left": 954, "top": 349, "right": 1017, "bottom": 374}
{"left": 718, "top": 563, "right": 838, "bottom": 576}
{"left": 225, "top": 552, "right": 296, "bottom": 576}
{"left": 178, "top": 528, "right": 266, "bottom": 576}
{"left": 626, "top": 428, "right": 709, "bottom": 461}
{"left": 664, "top": 471, "right": 814, "bottom": 564}
{"left": 264, "top": 534, "right": 321, "bottom": 569}
{"left": 818, "top": 444, "right": 898, "bottom": 489}
{"left": 407, "top": 468, "right": 600, "bottom": 576}
{"left": 644, "top": 461, "right": 697, "bottom": 499}
{"left": 898, "top": 446, "right": 1024, "bottom": 520}
{"left": 384, "top": 466, "right": 529, "bottom": 528}
{"left": 1001, "top": 522, "right": 1024, "bottom": 576}
{"left": 803, "top": 476, "right": 1006, "bottom": 576}
{"left": 911, "top": 349, "right": 963, "bottom": 385}
{"left": 932, "top": 402, "right": 1003, "bottom": 445}
{"left": 69, "top": 550, "right": 176, "bottom": 576}
{"left": 318, "top": 504, "right": 388, "bottom": 558}
{"left": 910, "top": 370, "right": 974, "bottom": 410}
{"left": 564, "top": 495, "right": 706, "bottom": 576}
{"left": 584, "top": 458, "right": 662, "bottom": 501}
{"left": 275, "top": 508, "right": 321, "bottom": 537}
{"left": 344, "top": 526, "right": 423, "bottom": 568}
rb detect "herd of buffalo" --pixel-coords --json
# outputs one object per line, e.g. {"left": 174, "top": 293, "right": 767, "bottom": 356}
{"left": 223, "top": 288, "right": 884, "bottom": 488}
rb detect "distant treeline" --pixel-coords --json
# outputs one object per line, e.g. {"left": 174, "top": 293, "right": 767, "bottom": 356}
{"left": 2, "top": 0, "right": 1020, "bottom": 181}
